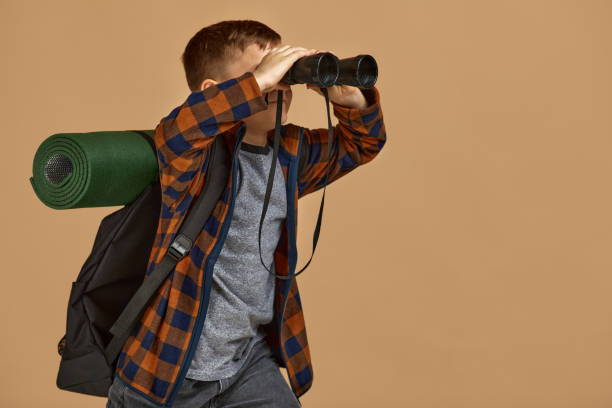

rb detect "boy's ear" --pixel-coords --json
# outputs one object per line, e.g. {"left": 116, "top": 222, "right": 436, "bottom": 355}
{"left": 200, "top": 78, "right": 219, "bottom": 91}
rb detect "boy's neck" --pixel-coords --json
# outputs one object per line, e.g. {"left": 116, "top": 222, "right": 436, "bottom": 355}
{"left": 242, "top": 128, "right": 271, "bottom": 147}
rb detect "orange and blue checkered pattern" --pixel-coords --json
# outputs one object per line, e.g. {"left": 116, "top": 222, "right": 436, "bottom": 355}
{"left": 113, "top": 70, "right": 386, "bottom": 406}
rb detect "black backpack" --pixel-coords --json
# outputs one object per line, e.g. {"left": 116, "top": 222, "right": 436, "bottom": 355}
{"left": 55, "top": 134, "right": 231, "bottom": 397}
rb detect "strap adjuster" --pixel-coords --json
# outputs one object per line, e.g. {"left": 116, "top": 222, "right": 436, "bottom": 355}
{"left": 167, "top": 233, "right": 192, "bottom": 261}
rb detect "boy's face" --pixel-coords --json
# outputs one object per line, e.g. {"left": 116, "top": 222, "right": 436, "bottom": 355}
{"left": 213, "top": 41, "right": 292, "bottom": 135}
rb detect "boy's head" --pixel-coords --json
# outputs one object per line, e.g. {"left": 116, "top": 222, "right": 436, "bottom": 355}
{"left": 181, "top": 20, "right": 293, "bottom": 135}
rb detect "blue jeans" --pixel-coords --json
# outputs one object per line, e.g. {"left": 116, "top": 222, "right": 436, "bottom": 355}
{"left": 106, "top": 338, "right": 302, "bottom": 407}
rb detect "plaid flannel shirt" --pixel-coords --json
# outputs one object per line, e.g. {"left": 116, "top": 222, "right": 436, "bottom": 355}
{"left": 113, "top": 70, "right": 386, "bottom": 406}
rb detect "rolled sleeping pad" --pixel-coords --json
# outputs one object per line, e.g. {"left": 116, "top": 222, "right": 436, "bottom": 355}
{"left": 30, "top": 130, "right": 158, "bottom": 209}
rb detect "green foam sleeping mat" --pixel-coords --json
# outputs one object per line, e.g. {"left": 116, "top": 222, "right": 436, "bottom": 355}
{"left": 30, "top": 130, "right": 158, "bottom": 210}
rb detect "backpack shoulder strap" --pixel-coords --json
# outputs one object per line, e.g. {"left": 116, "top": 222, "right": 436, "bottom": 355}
{"left": 104, "top": 135, "right": 230, "bottom": 365}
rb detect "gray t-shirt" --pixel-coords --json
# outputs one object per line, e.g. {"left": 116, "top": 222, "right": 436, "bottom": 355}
{"left": 185, "top": 139, "right": 287, "bottom": 381}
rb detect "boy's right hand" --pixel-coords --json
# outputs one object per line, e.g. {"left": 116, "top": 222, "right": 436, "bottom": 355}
{"left": 253, "top": 45, "right": 319, "bottom": 94}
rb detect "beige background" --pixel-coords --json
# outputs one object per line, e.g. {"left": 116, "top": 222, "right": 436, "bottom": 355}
{"left": 2, "top": 0, "right": 612, "bottom": 407}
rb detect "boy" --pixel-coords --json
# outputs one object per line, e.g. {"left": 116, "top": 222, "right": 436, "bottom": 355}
{"left": 107, "top": 19, "right": 386, "bottom": 407}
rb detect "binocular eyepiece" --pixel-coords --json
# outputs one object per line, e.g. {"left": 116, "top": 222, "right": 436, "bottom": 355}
{"left": 280, "top": 53, "right": 378, "bottom": 89}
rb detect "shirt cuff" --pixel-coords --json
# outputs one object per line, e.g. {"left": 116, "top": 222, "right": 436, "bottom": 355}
{"left": 237, "top": 71, "right": 267, "bottom": 109}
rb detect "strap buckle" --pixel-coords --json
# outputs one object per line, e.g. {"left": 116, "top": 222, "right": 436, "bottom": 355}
{"left": 167, "top": 233, "right": 192, "bottom": 262}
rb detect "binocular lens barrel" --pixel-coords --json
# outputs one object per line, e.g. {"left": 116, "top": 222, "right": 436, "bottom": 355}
{"left": 336, "top": 54, "right": 378, "bottom": 88}
{"left": 280, "top": 52, "right": 339, "bottom": 87}
{"left": 280, "top": 52, "right": 378, "bottom": 88}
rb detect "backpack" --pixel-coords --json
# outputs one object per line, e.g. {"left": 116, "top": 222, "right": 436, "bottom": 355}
{"left": 55, "top": 134, "right": 231, "bottom": 397}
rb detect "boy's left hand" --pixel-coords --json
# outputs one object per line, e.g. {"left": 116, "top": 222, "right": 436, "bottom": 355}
{"left": 306, "top": 82, "right": 368, "bottom": 110}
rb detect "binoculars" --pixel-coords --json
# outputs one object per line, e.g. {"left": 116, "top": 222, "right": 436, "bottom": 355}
{"left": 280, "top": 53, "right": 378, "bottom": 89}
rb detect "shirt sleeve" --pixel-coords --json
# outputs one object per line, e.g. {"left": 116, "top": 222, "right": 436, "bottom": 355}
{"left": 154, "top": 71, "right": 267, "bottom": 210}
{"left": 297, "top": 86, "right": 387, "bottom": 199}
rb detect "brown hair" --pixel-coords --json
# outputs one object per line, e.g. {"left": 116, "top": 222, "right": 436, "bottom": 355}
{"left": 181, "top": 20, "right": 282, "bottom": 91}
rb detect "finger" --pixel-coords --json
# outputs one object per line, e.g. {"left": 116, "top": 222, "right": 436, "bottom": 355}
{"left": 283, "top": 47, "right": 308, "bottom": 56}
{"left": 288, "top": 49, "right": 312, "bottom": 59}
{"left": 273, "top": 45, "right": 292, "bottom": 54}
{"left": 279, "top": 45, "right": 299, "bottom": 53}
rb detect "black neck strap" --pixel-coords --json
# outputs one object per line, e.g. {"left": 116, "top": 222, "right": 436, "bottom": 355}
{"left": 257, "top": 88, "right": 332, "bottom": 280}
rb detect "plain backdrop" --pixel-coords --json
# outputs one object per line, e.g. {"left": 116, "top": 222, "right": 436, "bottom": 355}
{"left": 2, "top": 0, "right": 612, "bottom": 407}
